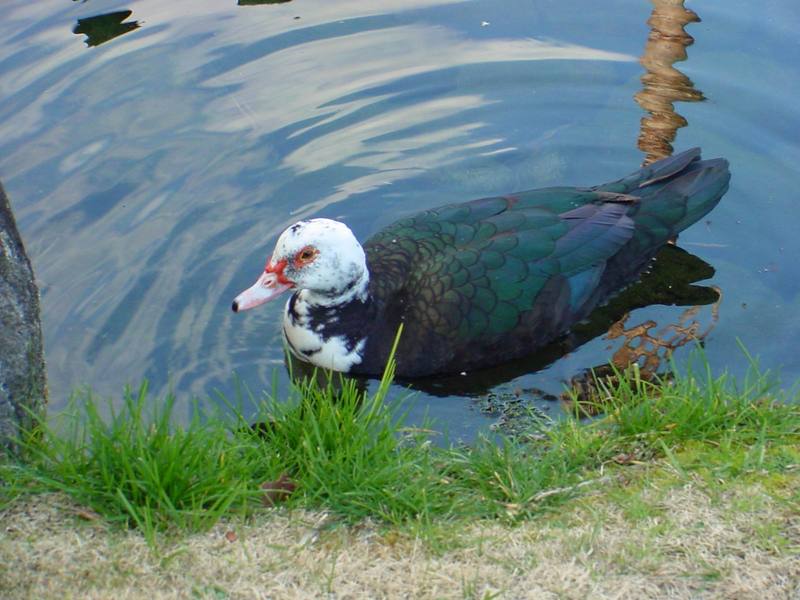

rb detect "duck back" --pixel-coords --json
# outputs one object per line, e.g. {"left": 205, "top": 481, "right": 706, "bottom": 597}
{"left": 355, "top": 148, "right": 729, "bottom": 377}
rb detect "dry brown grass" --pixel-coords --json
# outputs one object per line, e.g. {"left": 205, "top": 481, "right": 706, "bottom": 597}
{"left": 2, "top": 472, "right": 799, "bottom": 600}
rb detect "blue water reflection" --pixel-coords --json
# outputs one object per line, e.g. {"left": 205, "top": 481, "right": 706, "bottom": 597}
{"left": 1, "top": 0, "right": 798, "bottom": 439}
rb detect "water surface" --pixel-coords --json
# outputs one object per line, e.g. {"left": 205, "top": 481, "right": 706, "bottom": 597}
{"left": 1, "top": 0, "right": 798, "bottom": 439}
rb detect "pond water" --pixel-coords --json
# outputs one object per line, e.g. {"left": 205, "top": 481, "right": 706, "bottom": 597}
{"left": 1, "top": 0, "right": 798, "bottom": 440}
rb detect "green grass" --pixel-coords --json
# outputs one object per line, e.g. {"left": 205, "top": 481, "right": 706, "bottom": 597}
{"left": 2, "top": 351, "right": 799, "bottom": 547}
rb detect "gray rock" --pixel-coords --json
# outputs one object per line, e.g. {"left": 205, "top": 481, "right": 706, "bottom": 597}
{"left": 0, "top": 181, "right": 47, "bottom": 457}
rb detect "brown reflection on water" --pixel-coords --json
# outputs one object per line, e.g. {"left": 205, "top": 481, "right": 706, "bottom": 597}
{"left": 628, "top": 0, "right": 717, "bottom": 375}
{"left": 563, "top": 293, "right": 722, "bottom": 416}
{"left": 607, "top": 291, "right": 721, "bottom": 374}
{"left": 635, "top": 0, "right": 705, "bottom": 166}
{"left": 564, "top": 1, "right": 719, "bottom": 411}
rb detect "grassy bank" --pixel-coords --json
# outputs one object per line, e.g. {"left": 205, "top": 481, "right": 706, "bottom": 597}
{"left": 1, "top": 355, "right": 800, "bottom": 597}
{"left": 3, "top": 354, "right": 799, "bottom": 536}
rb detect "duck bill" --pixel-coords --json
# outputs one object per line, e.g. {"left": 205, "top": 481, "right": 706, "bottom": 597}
{"left": 232, "top": 271, "right": 293, "bottom": 312}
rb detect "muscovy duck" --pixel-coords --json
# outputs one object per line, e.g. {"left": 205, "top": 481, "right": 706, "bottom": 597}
{"left": 233, "top": 148, "right": 729, "bottom": 377}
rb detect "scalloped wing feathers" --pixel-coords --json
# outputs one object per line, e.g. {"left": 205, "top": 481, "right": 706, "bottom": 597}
{"left": 357, "top": 148, "right": 729, "bottom": 375}
{"left": 363, "top": 191, "right": 636, "bottom": 374}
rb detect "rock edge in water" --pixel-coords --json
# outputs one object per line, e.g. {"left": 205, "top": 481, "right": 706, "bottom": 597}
{"left": 0, "top": 181, "right": 46, "bottom": 457}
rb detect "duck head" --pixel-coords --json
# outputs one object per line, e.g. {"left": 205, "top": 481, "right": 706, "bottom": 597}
{"left": 232, "top": 218, "right": 368, "bottom": 312}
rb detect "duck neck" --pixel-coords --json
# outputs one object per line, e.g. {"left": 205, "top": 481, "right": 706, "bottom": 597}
{"left": 303, "top": 268, "right": 370, "bottom": 308}
{"left": 283, "top": 270, "right": 372, "bottom": 373}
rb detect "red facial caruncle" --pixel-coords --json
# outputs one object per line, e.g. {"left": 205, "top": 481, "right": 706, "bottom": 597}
{"left": 231, "top": 255, "right": 295, "bottom": 313}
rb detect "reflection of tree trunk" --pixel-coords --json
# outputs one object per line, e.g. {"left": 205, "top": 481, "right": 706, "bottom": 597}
{"left": 0, "top": 182, "right": 47, "bottom": 457}
{"left": 563, "top": 248, "right": 722, "bottom": 411}
{"left": 636, "top": 0, "right": 704, "bottom": 165}
{"left": 563, "top": 4, "right": 719, "bottom": 408}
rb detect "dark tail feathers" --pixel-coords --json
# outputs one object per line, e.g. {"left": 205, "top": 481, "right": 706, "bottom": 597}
{"left": 600, "top": 148, "right": 730, "bottom": 234}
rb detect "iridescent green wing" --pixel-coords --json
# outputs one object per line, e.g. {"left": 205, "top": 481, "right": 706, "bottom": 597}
{"left": 365, "top": 191, "right": 635, "bottom": 344}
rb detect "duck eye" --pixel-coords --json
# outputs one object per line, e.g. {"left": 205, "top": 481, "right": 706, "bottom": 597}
{"left": 295, "top": 246, "right": 317, "bottom": 266}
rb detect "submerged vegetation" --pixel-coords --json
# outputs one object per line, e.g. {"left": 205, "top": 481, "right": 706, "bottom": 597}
{"left": 1, "top": 352, "right": 799, "bottom": 548}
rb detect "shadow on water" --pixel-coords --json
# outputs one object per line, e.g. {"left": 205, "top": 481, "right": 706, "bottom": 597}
{"left": 70, "top": 0, "right": 292, "bottom": 50}
{"left": 73, "top": 11, "right": 140, "bottom": 47}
